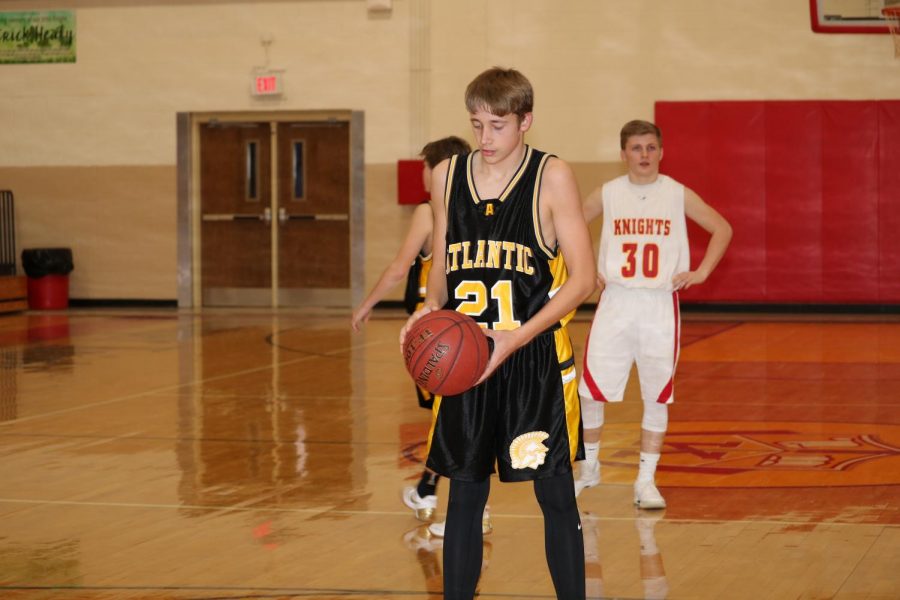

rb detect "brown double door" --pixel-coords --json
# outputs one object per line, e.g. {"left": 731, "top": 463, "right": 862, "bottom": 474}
{"left": 199, "top": 120, "right": 351, "bottom": 306}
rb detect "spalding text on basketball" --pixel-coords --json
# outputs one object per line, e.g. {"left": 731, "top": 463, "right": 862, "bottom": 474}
{"left": 404, "top": 327, "right": 434, "bottom": 363}
{"left": 416, "top": 342, "right": 451, "bottom": 386}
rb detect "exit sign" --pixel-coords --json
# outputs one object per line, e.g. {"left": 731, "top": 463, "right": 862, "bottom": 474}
{"left": 252, "top": 72, "right": 282, "bottom": 96}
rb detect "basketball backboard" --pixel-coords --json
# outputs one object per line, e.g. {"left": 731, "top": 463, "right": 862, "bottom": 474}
{"left": 809, "top": 0, "right": 897, "bottom": 33}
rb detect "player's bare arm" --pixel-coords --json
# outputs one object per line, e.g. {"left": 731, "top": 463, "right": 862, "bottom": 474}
{"left": 399, "top": 159, "right": 450, "bottom": 347}
{"left": 352, "top": 202, "right": 432, "bottom": 332}
{"left": 581, "top": 184, "right": 607, "bottom": 289}
{"left": 582, "top": 185, "right": 604, "bottom": 223}
{"left": 478, "top": 157, "right": 596, "bottom": 382}
{"left": 672, "top": 187, "right": 733, "bottom": 290}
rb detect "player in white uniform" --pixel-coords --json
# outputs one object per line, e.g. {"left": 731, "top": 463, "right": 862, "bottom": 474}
{"left": 576, "top": 120, "right": 732, "bottom": 508}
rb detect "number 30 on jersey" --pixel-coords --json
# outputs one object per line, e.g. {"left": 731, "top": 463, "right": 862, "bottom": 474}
{"left": 621, "top": 242, "right": 659, "bottom": 278}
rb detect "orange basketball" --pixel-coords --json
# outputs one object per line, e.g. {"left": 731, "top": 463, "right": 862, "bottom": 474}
{"left": 403, "top": 309, "right": 491, "bottom": 396}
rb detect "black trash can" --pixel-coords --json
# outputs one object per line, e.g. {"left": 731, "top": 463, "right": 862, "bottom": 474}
{"left": 22, "top": 248, "right": 74, "bottom": 310}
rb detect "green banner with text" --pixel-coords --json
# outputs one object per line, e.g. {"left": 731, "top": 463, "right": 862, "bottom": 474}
{"left": 0, "top": 11, "right": 75, "bottom": 64}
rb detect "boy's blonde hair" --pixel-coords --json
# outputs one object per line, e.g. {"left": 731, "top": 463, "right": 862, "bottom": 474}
{"left": 464, "top": 67, "right": 534, "bottom": 120}
{"left": 620, "top": 120, "right": 662, "bottom": 149}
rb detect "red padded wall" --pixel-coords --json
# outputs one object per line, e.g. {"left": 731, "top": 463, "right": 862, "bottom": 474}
{"left": 765, "top": 102, "right": 823, "bottom": 301}
{"left": 822, "top": 103, "right": 880, "bottom": 302}
{"left": 879, "top": 102, "right": 900, "bottom": 302}
{"left": 703, "top": 102, "right": 766, "bottom": 302}
{"left": 656, "top": 100, "right": 900, "bottom": 304}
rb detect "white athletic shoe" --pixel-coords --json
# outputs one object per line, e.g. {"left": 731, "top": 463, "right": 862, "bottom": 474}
{"left": 427, "top": 507, "right": 493, "bottom": 538}
{"left": 633, "top": 480, "right": 667, "bottom": 510}
{"left": 573, "top": 460, "right": 601, "bottom": 497}
{"left": 402, "top": 486, "right": 437, "bottom": 522}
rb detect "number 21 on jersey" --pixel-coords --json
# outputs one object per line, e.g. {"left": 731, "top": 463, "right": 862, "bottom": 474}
{"left": 454, "top": 280, "right": 520, "bottom": 331}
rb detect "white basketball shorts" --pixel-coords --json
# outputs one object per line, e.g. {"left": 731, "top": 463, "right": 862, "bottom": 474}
{"left": 578, "top": 284, "right": 681, "bottom": 404}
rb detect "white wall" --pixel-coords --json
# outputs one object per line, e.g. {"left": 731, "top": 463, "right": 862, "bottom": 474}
{"left": 0, "top": 0, "right": 896, "bottom": 300}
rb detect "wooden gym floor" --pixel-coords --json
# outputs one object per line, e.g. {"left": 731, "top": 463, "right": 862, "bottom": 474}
{"left": 0, "top": 307, "right": 898, "bottom": 599}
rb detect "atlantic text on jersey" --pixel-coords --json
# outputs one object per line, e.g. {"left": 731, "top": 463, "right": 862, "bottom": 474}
{"left": 445, "top": 240, "right": 536, "bottom": 275}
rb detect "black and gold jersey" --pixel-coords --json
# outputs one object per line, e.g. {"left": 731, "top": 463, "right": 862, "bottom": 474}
{"left": 442, "top": 146, "right": 572, "bottom": 331}
{"left": 403, "top": 250, "right": 432, "bottom": 315}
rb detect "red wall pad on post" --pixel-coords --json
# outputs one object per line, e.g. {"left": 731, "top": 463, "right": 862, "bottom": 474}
{"left": 656, "top": 100, "right": 900, "bottom": 305}
{"left": 397, "top": 159, "right": 428, "bottom": 205}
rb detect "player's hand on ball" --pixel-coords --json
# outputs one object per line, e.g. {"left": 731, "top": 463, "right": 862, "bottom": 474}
{"left": 475, "top": 329, "right": 523, "bottom": 385}
{"left": 403, "top": 310, "right": 489, "bottom": 396}
{"left": 399, "top": 305, "right": 435, "bottom": 349}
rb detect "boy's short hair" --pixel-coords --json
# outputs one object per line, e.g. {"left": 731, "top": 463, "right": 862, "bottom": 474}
{"left": 620, "top": 120, "right": 662, "bottom": 149}
{"left": 420, "top": 136, "right": 471, "bottom": 168}
{"left": 464, "top": 67, "right": 534, "bottom": 119}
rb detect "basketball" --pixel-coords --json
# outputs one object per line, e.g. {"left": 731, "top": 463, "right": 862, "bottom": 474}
{"left": 403, "top": 309, "right": 491, "bottom": 396}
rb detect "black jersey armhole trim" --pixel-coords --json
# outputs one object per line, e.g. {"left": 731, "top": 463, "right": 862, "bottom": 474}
{"left": 533, "top": 153, "right": 558, "bottom": 260}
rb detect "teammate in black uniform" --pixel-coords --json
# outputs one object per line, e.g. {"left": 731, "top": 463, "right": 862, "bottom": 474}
{"left": 352, "top": 136, "right": 472, "bottom": 523}
{"left": 400, "top": 67, "right": 596, "bottom": 600}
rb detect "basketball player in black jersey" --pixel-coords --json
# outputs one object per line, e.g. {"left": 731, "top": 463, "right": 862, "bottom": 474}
{"left": 400, "top": 67, "right": 596, "bottom": 600}
{"left": 351, "top": 137, "right": 486, "bottom": 532}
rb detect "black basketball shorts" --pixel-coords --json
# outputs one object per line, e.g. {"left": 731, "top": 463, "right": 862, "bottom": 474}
{"left": 425, "top": 327, "right": 583, "bottom": 482}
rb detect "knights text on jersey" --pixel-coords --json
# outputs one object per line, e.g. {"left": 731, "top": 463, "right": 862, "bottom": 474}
{"left": 597, "top": 174, "right": 691, "bottom": 290}
{"left": 442, "top": 147, "right": 572, "bottom": 331}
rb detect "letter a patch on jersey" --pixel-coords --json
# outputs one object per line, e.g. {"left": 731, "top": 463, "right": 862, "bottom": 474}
{"left": 483, "top": 202, "right": 495, "bottom": 217}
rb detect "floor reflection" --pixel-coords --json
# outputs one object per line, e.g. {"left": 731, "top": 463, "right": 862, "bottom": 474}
{"left": 0, "top": 311, "right": 897, "bottom": 598}
{"left": 0, "top": 539, "right": 81, "bottom": 588}
{"left": 401, "top": 524, "right": 493, "bottom": 597}
{"left": 582, "top": 510, "right": 668, "bottom": 600}
{"left": 22, "top": 314, "right": 74, "bottom": 373}
{"left": 0, "top": 346, "right": 18, "bottom": 421}
{"left": 176, "top": 317, "right": 367, "bottom": 511}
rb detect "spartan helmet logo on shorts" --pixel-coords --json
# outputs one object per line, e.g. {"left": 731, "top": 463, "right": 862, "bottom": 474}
{"left": 509, "top": 431, "right": 550, "bottom": 470}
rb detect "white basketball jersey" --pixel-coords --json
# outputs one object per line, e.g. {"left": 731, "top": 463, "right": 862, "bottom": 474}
{"left": 597, "top": 175, "right": 690, "bottom": 290}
